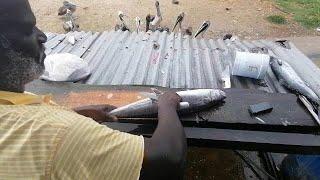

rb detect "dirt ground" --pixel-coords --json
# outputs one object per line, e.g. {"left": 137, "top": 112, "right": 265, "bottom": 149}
{"left": 29, "top": 0, "right": 317, "bottom": 39}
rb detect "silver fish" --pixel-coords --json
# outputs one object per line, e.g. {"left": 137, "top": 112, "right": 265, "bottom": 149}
{"left": 109, "top": 89, "right": 226, "bottom": 118}
{"left": 150, "top": 1, "right": 163, "bottom": 27}
{"left": 194, "top": 21, "right": 211, "bottom": 38}
{"left": 135, "top": 17, "right": 141, "bottom": 34}
{"left": 270, "top": 57, "right": 320, "bottom": 105}
{"left": 172, "top": 12, "right": 185, "bottom": 32}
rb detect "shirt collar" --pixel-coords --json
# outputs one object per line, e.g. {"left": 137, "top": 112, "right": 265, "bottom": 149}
{"left": 0, "top": 91, "right": 54, "bottom": 105}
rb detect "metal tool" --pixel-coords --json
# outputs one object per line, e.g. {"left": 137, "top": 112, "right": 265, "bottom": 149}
{"left": 298, "top": 95, "right": 320, "bottom": 126}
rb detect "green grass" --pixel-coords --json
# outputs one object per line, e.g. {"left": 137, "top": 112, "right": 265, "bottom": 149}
{"left": 276, "top": 0, "right": 320, "bottom": 28}
{"left": 267, "top": 15, "right": 287, "bottom": 24}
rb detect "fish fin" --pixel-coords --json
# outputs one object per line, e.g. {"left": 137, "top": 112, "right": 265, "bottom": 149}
{"left": 151, "top": 88, "right": 163, "bottom": 96}
{"left": 140, "top": 92, "right": 159, "bottom": 102}
{"left": 140, "top": 92, "right": 158, "bottom": 100}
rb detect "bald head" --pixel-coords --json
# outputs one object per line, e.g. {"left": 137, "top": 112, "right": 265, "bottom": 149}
{"left": 0, "top": 0, "right": 35, "bottom": 26}
{"left": 0, "top": 0, "right": 47, "bottom": 92}
{"left": 0, "top": 0, "right": 36, "bottom": 50}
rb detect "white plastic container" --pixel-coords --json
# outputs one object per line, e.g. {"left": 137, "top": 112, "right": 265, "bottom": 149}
{"left": 232, "top": 51, "right": 270, "bottom": 79}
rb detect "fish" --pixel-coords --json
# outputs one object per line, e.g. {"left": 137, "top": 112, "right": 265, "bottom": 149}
{"left": 194, "top": 21, "right": 211, "bottom": 38}
{"left": 172, "top": 12, "right": 185, "bottom": 32}
{"left": 116, "top": 11, "right": 130, "bottom": 32}
{"left": 270, "top": 57, "right": 320, "bottom": 105}
{"left": 146, "top": 14, "right": 155, "bottom": 32}
{"left": 118, "top": 11, "right": 127, "bottom": 22}
{"left": 135, "top": 17, "right": 141, "bottom": 33}
{"left": 109, "top": 89, "right": 226, "bottom": 118}
{"left": 150, "top": 1, "right": 163, "bottom": 26}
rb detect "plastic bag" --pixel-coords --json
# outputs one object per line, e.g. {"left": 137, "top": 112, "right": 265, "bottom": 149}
{"left": 41, "top": 53, "right": 91, "bottom": 82}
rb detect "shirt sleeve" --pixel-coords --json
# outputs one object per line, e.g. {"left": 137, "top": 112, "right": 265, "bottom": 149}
{"left": 51, "top": 113, "right": 144, "bottom": 180}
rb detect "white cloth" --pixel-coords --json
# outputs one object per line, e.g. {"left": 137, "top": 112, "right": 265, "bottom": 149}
{"left": 41, "top": 53, "right": 91, "bottom": 82}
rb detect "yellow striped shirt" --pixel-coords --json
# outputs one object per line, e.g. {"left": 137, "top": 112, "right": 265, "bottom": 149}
{"left": 0, "top": 91, "right": 144, "bottom": 180}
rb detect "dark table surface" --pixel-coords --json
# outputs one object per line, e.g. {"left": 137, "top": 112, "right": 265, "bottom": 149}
{"left": 26, "top": 80, "right": 320, "bottom": 154}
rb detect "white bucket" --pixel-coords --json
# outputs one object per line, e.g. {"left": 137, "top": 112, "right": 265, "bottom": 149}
{"left": 232, "top": 51, "right": 270, "bottom": 79}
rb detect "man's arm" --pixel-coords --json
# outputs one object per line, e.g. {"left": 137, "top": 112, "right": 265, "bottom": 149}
{"left": 72, "top": 93, "right": 187, "bottom": 179}
{"left": 140, "top": 92, "right": 187, "bottom": 180}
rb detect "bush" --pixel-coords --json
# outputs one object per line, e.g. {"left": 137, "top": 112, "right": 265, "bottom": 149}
{"left": 267, "top": 15, "right": 287, "bottom": 24}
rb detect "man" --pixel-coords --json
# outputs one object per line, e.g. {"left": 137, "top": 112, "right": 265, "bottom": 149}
{"left": 0, "top": 0, "right": 187, "bottom": 179}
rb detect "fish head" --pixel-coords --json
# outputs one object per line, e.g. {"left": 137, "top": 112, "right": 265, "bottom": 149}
{"left": 270, "top": 56, "right": 282, "bottom": 72}
{"left": 269, "top": 56, "right": 276, "bottom": 64}
{"left": 270, "top": 56, "right": 283, "bottom": 66}
{"left": 204, "top": 21, "right": 211, "bottom": 27}
{"left": 118, "top": 11, "right": 124, "bottom": 17}
{"left": 270, "top": 57, "right": 289, "bottom": 79}
{"left": 208, "top": 89, "right": 226, "bottom": 102}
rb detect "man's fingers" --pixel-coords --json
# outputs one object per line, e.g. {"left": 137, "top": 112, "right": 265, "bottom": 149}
{"left": 105, "top": 114, "right": 118, "bottom": 122}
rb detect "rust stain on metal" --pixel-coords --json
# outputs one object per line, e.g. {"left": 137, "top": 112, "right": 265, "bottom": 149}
{"left": 55, "top": 90, "right": 145, "bottom": 108}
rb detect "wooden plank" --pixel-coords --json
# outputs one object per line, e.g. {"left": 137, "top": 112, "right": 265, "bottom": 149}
{"left": 25, "top": 80, "right": 318, "bottom": 133}
{"left": 105, "top": 122, "right": 320, "bottom": 154}
{"left": 196, "top": 88, "right": 317, "bottom": 132}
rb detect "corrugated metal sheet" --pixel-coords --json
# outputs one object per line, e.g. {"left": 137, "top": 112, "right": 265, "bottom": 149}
{"left": 44, "top": 31, "right": 320, "bottom": 97}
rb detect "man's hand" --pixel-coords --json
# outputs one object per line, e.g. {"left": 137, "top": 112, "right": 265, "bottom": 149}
{"left": 158, "top": 91, "right": 182, "bottom": 109}
{"left": 141, "top": 91, "right": 186, "bottom": 180}
{"left": 73, "top": 105, "right": 117, "bottom": 123}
